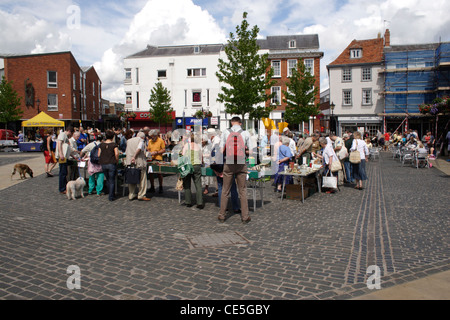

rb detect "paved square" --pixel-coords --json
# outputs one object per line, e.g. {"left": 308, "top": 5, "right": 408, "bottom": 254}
{"left": 0, "top": 152, "right": 448, "bottom": 300}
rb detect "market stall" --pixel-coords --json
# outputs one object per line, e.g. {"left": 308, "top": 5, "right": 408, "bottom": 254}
{"left": 20, "top": 112, "right": 64, "bottom": 152}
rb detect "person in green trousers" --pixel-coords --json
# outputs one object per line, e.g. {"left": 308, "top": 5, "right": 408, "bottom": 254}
{"left": 80, "top": 135, "right": 105, "bottom": 196}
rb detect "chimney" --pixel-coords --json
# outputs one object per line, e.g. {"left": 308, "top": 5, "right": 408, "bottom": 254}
{"left": 384, "top": 29, "right": 390, "bottom": 47}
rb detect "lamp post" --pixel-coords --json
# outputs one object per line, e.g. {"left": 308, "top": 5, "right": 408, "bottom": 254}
{"left": 36, "top": 98, "right": 41, "bottom": 114}
{"left": 330, "top": 101, "right": 335, "bottom": 134}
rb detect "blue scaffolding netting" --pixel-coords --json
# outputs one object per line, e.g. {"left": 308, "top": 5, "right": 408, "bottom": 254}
{"left": 384, "top": 43, "right": 450, "bottom": 114}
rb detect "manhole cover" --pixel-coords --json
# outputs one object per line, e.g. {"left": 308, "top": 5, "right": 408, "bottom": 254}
{"left": 186, "top": 231, "right": 250, "bottom": 249}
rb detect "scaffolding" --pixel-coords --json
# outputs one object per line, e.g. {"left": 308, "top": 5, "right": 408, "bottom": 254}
{"left": 380, "top": 42, "right": 450, "bottom": 133}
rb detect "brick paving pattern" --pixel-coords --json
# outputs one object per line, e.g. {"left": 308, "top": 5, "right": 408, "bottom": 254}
{"left": 0, "top": 152, "right": 448, "bottom": 300}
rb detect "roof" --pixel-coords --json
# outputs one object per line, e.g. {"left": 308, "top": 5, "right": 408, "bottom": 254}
{"left": 257, "top": 34, "right": 320, "bottom": 50}
{"left": 126, "top": 34, "right": 321, "bottom": 59}
{"left": 328, "top": 38, "right": 384, "bottom": 67}
{"left": 127, "top": 44, "right": 224, "bottom": 58}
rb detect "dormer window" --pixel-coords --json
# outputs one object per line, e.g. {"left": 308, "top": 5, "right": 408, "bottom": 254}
{"left": 350, "top": 49, "right": 362, "bottom": 59}
{"left": 194, "top": 46, "right": 200, "bottom": 54}
{"left": 289, "top": 40, "right": 296, "bottom": 48}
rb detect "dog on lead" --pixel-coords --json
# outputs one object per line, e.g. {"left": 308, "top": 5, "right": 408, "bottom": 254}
{"left": 11, "top": 164, "right": 34, "bottom": 180}
{"left": 66, "top": 177, "right": 86, "bottom": 200}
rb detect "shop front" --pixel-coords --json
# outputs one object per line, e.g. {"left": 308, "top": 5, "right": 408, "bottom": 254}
{"left": 128, "top": 111, "right": 176, "bottom": 133}
{"left": 337, "top": 116, "right": 383, "bottom": 138}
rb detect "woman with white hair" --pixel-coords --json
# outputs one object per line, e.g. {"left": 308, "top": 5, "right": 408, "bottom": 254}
{"left": 274, "top": 136, "right": 293, "bottom": 192}
{"left": 350, "top": 131, "right": 369, "bottom": 190}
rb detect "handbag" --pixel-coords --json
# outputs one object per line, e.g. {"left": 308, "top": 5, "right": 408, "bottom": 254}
{"left": 330, "top": 159, "right": 342, "bottom": 172}
{"left": 322, "top": 171, "right": 337, "bottom": 189}
{"left": 349, "top": 140, "right": 361, "bottom": 164}
{"left": 124, "top": 165, "right": 141, "bottom": 185}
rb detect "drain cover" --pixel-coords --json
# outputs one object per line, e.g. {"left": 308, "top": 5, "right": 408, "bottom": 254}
{"left": 186, "top": 231, "right": 250, "bottom": 249}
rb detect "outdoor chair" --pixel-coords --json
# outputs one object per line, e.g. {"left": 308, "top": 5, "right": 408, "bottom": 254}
{"left": 401, "top": 150, "right": 415, "bottom": 167}
{"left": 415, "top": 152, "right": 430, "bottom": 169}
{"left": 369, "top": 147, "right": 380, "bottom": 160}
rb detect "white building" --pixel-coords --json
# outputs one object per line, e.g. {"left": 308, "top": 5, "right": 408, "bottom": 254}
{"left": 124, "top": 35, "right": 323, "bottom": 132}
{"left": 327, "top": 32, "right": 389, "bottom": 136}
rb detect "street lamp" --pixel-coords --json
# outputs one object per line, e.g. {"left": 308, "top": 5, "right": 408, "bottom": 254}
{"left": 36, "top": 98, "right": 41, "bottom": 114}
{"left": 330, "top": 101, "right": 335, "bottom": 133}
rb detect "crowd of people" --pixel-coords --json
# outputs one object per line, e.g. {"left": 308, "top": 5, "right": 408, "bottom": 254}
{"left": 36, "top": 120, "right": 450, "bottom": 224}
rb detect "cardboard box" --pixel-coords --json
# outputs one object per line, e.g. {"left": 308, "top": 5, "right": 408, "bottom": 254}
{"left": 285, "top": 184, "right": 309, "bottom": 201}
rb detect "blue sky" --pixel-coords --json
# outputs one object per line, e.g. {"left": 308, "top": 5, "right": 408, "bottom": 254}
{"left": 1, "top": 0, "right": 449, "bottom": 102}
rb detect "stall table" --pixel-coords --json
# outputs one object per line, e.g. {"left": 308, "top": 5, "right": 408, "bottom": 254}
{"left": 278, "top": 167, "right": 324, "bottom": 203}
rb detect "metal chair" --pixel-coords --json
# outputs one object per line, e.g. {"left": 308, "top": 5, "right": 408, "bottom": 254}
{"left": 401, "top": 150, "right": 415, "bottom": 167}
{"left": 369, "top": 147, "right": 380, "bottom": 160}
{"left": 415, "top": 152, "right": 429, "bottom": 169}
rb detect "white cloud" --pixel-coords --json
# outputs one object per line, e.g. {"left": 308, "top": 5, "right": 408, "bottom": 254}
{"left": 95, "top": 0, "right": 227, "bottom": 102}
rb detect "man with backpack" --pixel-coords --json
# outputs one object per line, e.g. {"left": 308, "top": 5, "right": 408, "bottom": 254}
{"left": 217, "top": 117, "right": 254, "bottom": 224}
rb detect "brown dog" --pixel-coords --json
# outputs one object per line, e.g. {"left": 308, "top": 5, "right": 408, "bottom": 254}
{"left": 11, "top": 164, "right": 34, "bottom": 180}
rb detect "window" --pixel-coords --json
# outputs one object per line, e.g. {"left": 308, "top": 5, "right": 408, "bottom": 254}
{"left": 362, "top": 67, "right": 372, "bottom": 81}
{"left": 362, "top": 89, "right": 372, "bottom": 105}
{"left": 92, "top": 82, "right": 95, "bottom": 96}
{"left": 125, "top": 92, "right": 132, "bottom": 105}
{"left": 47, "top": 71, "right": 57, "bottom": 88}
{"left": 350, "top": 49, "right": 362, "bottom": 59}
{"left": 289, "top": 40, "right": 296, "bottom": 48}
{"left": 194, "top": 46, "right": 200, "bottom": 54}
{"left": 136, "top": 92, "right": 139, "bottom": 109}
{"left": 157, "top": 70, "right": 167, "bottom": 78}
{"left": 125, "top": 68, "right": 132, "bottom": 82}
{"left": 272, "top": 61, "right": 281, "bottom": 77}
{"left": 192, "top": 90, "right": 202, "bottom": 105}
{"left": 187, "top": 68, "right": 206, "bottom": 77}
{"left": 342, "top": 68, "right": 352, "bottom": 82}
{"left": 73, "top": 74, "right": 76, "bottom": 90}
{"left": 271, "top": 87, "right": 281, "bottom": 105}
{"left": 136, "top": 68, "right": 139, "bottom": 84}
{"left": 343, "top": 89, "right": 352, "bottom": 106}
{"left": 304, "top": 59, "right": 314, "bottom": 75}
{"left": 47, "top": 94, "right": 58, "bottom": 111}
{"left": 288, "top": 59, "right": 297, "bottom": 77}
{"left": 93, "top": 101, "right": 95, "bottom": 114}
{"left": 73, "top": 95, "right": 77, "bottom": 112}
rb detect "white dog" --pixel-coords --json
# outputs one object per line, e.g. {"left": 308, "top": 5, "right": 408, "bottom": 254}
{"left": 66, "top": 177, "right": 86, "bottom": 200}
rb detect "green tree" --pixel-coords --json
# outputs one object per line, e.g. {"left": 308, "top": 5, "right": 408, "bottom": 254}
{"left": 283, "top": 61, "right": 319, "bottom": 125}
{"left": 216, "top": 12, "right": 275, "bottom": 127}
{"left": 0, "top": 77, "right": 23, "bottom": 133}
{"left": 148, "top": 81, "right": 173, "bottom": 129}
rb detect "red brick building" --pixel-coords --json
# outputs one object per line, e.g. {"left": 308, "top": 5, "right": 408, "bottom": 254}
{"left": 259, "top": 35, "right": 324, "bottom": 133}
{"left": 2, "top": 51, "right": 101, "bottom": 129}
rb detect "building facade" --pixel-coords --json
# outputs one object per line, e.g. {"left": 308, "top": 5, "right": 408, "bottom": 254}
{"left": 1, "top": 51, "right": 102, "bottom": 129}
{"left": 327, "top": 31, "right": 386, "bottom": 137}
{"left": 123, "top": 35, "right": 323, "bottom": 133}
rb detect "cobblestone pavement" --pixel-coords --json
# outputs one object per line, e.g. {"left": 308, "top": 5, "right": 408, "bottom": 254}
{"left": 0, "top": 152, "right": 448, "bottom": 300}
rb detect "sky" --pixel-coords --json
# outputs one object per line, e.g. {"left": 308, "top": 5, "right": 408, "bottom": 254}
{"left": 1, "top": 0, "right": 449, "bottom": 104}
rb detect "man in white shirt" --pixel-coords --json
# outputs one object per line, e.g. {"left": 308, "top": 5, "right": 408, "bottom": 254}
{"left": 126, "top": 132, "right": 151, "bottom": 201}
{"left": 56, "top": 126, "right": 75, "bottom": 194}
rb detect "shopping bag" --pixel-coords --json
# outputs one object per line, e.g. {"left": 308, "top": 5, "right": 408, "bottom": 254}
{"left": 322, "top": 172, "right": 337, "bottom": 189}
{"left": 349, "top": 150, "right": 361, "bottom": 164}
{"left": 330, "top": 159, "right": 342, "bottom": 172}
{"left": 124, "top": 166, "right": 141, "bottom": 185}
{"left": 177, "top": 155, "right": 193, "bottom": 178}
